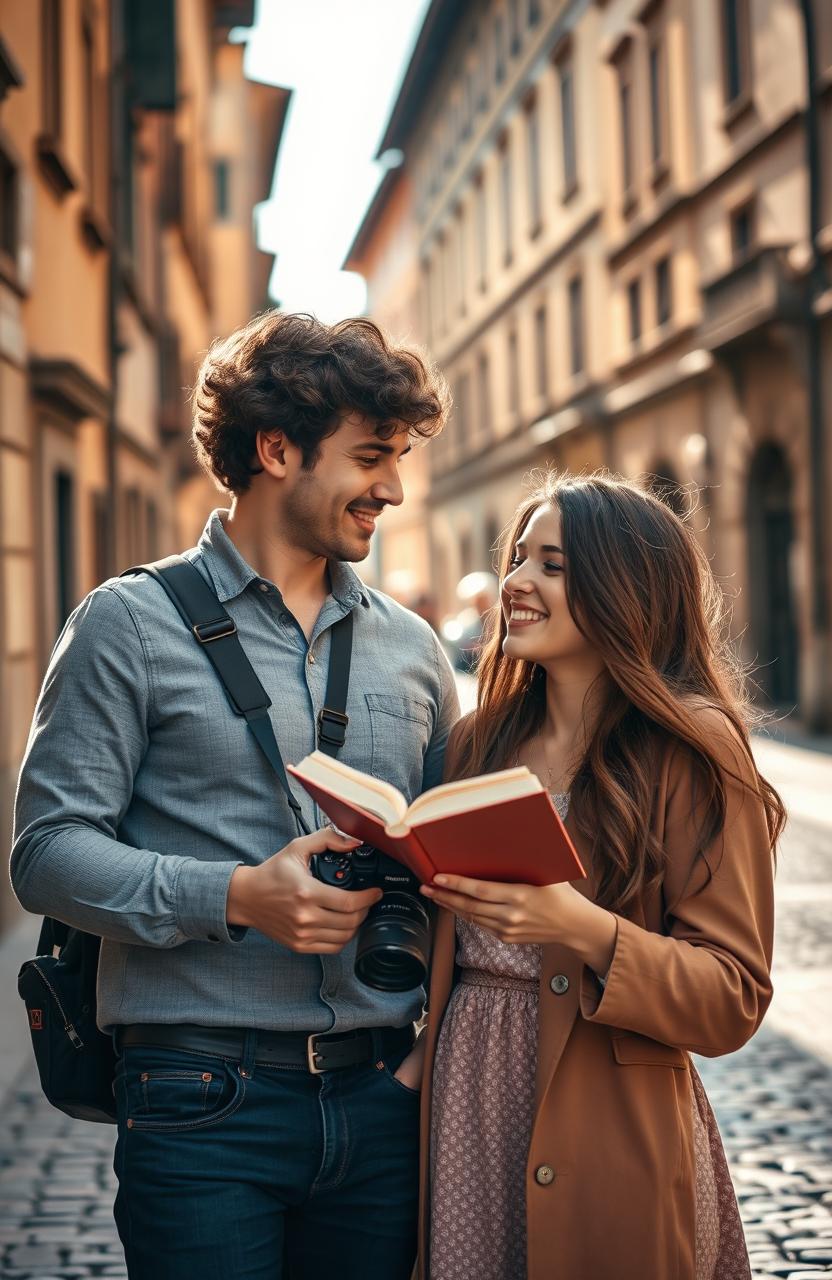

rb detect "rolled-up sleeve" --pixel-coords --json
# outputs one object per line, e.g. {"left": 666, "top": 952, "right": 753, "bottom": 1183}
{"left": 10, "top": 586, "right": 245, "bottom": 948}
{"left": 579, "top": 713, "right": 775, "bottom": 1056}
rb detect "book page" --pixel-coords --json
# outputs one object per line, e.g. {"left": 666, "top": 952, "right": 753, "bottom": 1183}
{"left": 404, "top": 767, "right": 542, "bottom": 827}
{"left": 290, "top": 752, "right": 407, "bottom": 826}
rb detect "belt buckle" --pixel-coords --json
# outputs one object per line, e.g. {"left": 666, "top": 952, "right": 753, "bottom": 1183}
{"left": 306, "top": 1033, "right": 325, "bottom": 1075}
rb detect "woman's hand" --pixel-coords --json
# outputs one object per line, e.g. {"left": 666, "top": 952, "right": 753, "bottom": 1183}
{"left": 420, "top": 874, "right": 617, "bottom": 974}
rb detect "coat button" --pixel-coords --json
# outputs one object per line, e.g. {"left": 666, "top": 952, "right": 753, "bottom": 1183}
{"left": 535, "top": 1164, "right": 555, "bottom": 1186}
{"left": 307, "top": 650, "right": 316, "bottom": 664}
{"left": 550, "top": 974, "right": 569, "bottom": 995}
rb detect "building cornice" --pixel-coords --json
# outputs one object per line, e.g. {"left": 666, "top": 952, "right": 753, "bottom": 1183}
{"left": 376, "top": 0, "right": 465, "bottom": 156}
{"left": 342, "top": 166, "right": 402, "bottom": 271}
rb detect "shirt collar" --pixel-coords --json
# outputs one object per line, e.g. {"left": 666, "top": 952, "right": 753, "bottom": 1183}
{"left": 196, "top": 509, "right": 370, "bottom": 609}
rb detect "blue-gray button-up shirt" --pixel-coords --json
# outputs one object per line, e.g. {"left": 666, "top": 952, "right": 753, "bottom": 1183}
{"left": 11, "top": 510, "right": 459, "bottom": 1032}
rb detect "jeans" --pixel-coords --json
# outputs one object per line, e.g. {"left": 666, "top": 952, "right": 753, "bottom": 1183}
{"left": 112, "top": 1031, "right": 420, "bottom": 1279}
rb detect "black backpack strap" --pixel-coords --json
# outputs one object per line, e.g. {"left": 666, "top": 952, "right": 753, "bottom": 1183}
{"left": 318, "top": 610, "right": 352, "bottom": 754}
{"left": 121, "top": 555, "right": 354, "bottom": 834}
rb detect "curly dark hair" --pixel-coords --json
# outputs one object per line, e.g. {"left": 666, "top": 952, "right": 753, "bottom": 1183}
{"left": 191, "top": 311, "right": 451, "bottom": 493}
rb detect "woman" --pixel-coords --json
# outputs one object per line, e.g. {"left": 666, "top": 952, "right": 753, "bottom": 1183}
{"left": 415, "top": 472, "right": 783, "bottom": 1280}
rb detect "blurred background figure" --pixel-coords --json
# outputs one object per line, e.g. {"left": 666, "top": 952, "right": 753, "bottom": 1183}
{"left": 442, "top": 570, "right": 499, "bottom": 673}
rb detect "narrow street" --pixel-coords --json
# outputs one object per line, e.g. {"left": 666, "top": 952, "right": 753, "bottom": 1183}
{"left": 0, "top": 721, "right": 830, "bottom": 1278}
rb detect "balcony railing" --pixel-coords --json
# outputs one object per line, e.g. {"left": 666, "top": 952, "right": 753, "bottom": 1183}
{"left": 699, "top": 245, "right": 804, "bottom": 354}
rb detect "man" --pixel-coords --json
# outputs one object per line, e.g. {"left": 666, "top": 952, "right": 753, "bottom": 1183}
{"left": 11, "top": 312, "right": 459, "bottom": 1280}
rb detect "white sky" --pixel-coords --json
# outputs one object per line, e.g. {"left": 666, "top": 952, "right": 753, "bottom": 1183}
{"left": 242, "top": 0, "right": 431, "bottom": 322}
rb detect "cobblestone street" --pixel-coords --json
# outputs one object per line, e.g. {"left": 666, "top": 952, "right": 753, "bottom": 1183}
{"left": 0, "top": 734, "right": 830, "bottom": 1278}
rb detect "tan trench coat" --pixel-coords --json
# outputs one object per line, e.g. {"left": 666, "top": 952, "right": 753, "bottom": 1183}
{"left": 417, "top": 708, "right": 775, "bottom": 1280}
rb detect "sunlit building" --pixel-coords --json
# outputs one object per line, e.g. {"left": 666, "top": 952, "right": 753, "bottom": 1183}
{"left": 0, "top": 0, "right": 286, "bottom": 933}
{"left": 352, "top": 0, "right": 832, "bottom": 730}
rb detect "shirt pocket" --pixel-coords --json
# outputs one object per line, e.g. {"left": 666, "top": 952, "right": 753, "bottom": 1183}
{"left": 365, "top": 693, "right": 432, "bottom": 802}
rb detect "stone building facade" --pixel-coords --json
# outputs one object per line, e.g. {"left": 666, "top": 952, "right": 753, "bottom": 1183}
{"left": 0, "top": 0, "right": 286, "bottom": 933}
{"left": 352, "top": 0, "right": 832, "bottom": 729}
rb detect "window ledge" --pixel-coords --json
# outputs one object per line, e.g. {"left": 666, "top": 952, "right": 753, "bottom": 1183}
{"left": 721, "top": 91, "right": 755, "bottom": 132}
{"left": 649, "top": 157, "right": 670, "bottom": 194}
{"left": 80, "top": 206, "right": 111, "bottom": 252}
{"left": 0, "top": 251, "right": 26, "bottom": 297}
{"left": 36, "top": 134, "right": 78, "bottom": 198}
{"left": 621, "top": 189, "right": 639, "bottom": 220}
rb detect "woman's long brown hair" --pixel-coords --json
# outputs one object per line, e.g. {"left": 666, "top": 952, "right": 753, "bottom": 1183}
{"left": 459, "top": 471, "right": 785, "bottom": 913}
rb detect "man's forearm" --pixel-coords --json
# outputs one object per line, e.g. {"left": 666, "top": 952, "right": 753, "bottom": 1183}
{"left": 11, "top": 822, "right": 242, "bottom": 948}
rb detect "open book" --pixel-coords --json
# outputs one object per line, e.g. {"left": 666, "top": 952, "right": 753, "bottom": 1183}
{"left": 287, "top": 751, "right": 586, "bottom": 887}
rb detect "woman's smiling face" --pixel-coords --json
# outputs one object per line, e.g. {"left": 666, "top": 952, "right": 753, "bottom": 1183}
{"left": 501, "top": 502, "right": 596, "bottom": 666}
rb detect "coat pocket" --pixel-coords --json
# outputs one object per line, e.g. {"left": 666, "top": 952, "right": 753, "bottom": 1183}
{"left": 611, "top": 1032, "right": 688, "bottom": 1069}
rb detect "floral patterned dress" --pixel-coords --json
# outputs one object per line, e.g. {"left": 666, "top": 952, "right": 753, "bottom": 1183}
{"left": 428, "top": 793, "right": 751, "bottom": 1280}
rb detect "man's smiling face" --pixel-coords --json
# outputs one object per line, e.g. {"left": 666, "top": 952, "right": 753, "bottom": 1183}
{"left": 279, "top": 412, "right": 410, "bottom": 562}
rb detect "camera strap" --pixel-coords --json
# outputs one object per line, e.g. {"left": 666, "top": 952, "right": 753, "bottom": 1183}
{"left": 121, "top": 555, "right": 354, "bottom": 837}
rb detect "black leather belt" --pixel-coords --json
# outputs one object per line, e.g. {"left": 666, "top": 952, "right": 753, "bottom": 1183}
{"left": 118, "top": 1022, "right": 414, "bottom": 1074}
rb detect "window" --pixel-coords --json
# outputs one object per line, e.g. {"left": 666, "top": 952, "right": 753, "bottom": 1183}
{"left": 459, "top": 530, "right": 474, "bottom": 578}
{"left": 476, "top": 176, "right": 488, "bottom": 292}
{"left": 526, "top": 99, "right": 542, "bottom": 235}
{"left": 655, "top": 256, "right": 671, "bottom": 327}
{"left": 456, "top": 209, "right": 467, "bottom": 316}
{"left": 509, "top": 0, "right": 521, "bottom": 55}
{"left": 82, "top": 18, "right": 96, "bottom": 194}
{"left": 648, "top": 35, "right": 667, "bottom": 174}
{"left": 499, "top": 138, "right": 513, "bottom": 266}
{"left": 477, "top": 351, "right": 492, "bottom": 436}
{"left": 494, "top": 14, "right": 506, "bottom": 83}
{"left": 146, "top": 499, "right": 159, "bottom": 561}
{"left": 55, "top": 471, "right": 75, "bottom": 633}
{"left": 435, "top": 235, "right": 447, "bottom": 335}
{"left": 124, "top": 488, "right": 142, "bottom": 565}
{"left": 91, "top": 492, "right": 109, "bottom": 585}
{"left": 528, "top": 0, "right": 541, "bottom": 26}
{"left": 534, "top": 305, "right": 548, "bottom": 398}
{"left": 214, "top": 159, "right": 231, "bottom": 219}
{"left": 558, "top": 60, "right": 577, "bottom": 196}
{"left": 568, "top": 275, "right": 584, "bottom": 376}
{"left": 617, "top": 59, "right": 635, "bottom": 204}
{"left": 721, "top": 0, "right": 752, "bottom": 107}
{"left": 456, "top": 373, "right": 471, "bottom": 450}
{"left": 628, "top": 278, "right": 642, "bottom": 344}
{"left": 41, "top": 0, "right": 62, "bottom": 138}
{"left": 731, "top": 200, "right": 755, "bottom": 259}
{"left": 508, "top": 329, "right": 520, "bottom": 417}
{"left": 463, "top": 69, "right": 474, "bottom": 139}
{"left": 0, "top": 149, "right": 18, "bottom": 261}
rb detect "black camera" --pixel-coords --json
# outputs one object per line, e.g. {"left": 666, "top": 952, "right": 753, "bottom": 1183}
{"left": 310, "top": 845, "right": 430, "bottom": 993}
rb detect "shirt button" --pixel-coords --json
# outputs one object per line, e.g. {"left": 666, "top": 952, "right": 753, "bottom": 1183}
{"left": 535, "top": 1165, "right": 555, "bottom": 1186}
{"left": 550, "top": 974, "right": 569, "bottom": 995}
{"left": 307, "top": 650, "right": 316, "bottom": 664}
{"left": 258, "top": 582, "right": 270, "bottom": 593}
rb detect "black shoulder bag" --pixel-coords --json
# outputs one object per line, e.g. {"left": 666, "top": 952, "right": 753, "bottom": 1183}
{"left": 18, "top": 555, "right": 353, "bottom": 1122}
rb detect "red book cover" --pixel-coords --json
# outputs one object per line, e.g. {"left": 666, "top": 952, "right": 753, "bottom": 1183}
{"left": 287, "top": 769, "right": 586, "bottom": 887}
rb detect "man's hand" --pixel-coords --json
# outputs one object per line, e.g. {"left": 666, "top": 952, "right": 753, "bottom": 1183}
{"left": 226, "top": 828, "right": 382, "bottom": 952}
{"left": 393, "top": 1030, "right": 426, "bottom": 1092}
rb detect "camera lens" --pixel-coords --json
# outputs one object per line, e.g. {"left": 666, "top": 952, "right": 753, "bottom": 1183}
{"left": 354, "top": 892, "right": 430, "bottom": 993}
